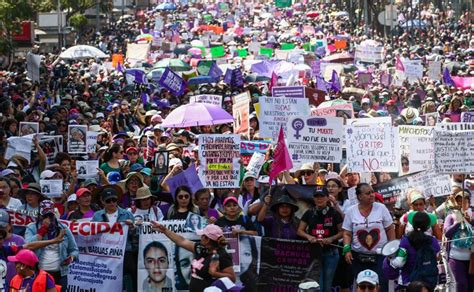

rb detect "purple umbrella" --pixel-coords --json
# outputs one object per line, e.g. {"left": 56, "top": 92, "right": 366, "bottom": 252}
{"left": 161, "top": 103, "right": 234, "bottom": 128}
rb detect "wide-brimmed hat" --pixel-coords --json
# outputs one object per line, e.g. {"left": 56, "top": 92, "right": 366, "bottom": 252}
{"left": 295, "top": 163, "right": 314, "bottom": 177}
{"left": 18, "top": 183, "right": 46, "bottom": 202}
{"left": 118, "top": 172, "right": 145, "bottom": 193}
{"left": 135, "top": 186, "right": 153, "bottom": 200}
{"left": 400, "top": 107, "right": 419, "bottom": 124}
{"left": 270, "top": 195, "right": 299, "bottom": 213}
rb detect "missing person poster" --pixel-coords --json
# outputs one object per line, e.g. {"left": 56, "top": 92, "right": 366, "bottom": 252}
{"left": 155, "top": 151, "right": 169, "bottom": 175}
{"left": 39, "top": 179, "right": 63, "bottom": 198}
{"left": 68, "top": 125, "right": 88, "bottom": 154}
{"left": 76, "top": 160, "right": 99, "bottom": 179}
{"left": 19, "top": 122, "right": 39, "bottom": 136}
{"left": 198, "top": 134, "right": 241, "bottom": 188}
{"left": 39, "top": 135, "right": 63, "bottom": 165}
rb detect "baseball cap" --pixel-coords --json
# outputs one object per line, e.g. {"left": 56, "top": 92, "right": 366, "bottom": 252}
{"left": 223, "top": 196, "right": 238, "bottom": 206}
{"left": 83, "top": 178, "right": 98, "bottom": 187}
{"left": 76, "top": 188, "right": 92, "bottom": 198}
{"left": 243, "top": 171, "right": 258, "bottom": 181}
{"left": 101, "top": 186, "right": 119, "bottom": 201}
{"left": 356, "top": 269, "right": 379, "bottom": 285}
{"left": 140, "top": 168, "right": 152, "bottom": 176}
{"left": 361, "top": 98, "right": 371, "bottom": 105}
{"left": 313, "top": 188, "right": 329, "bottom": 197}
{"left": 410, "top": 192, "right": 425, "bottom": 204}
{"left": 40, "top": 170, "right": 56, "bottom": 180}
{"left": 67, "top": 194, "right": 77, "bottom": 202}
{"left": 0, "top": 209, "right": 10, "bottom": 228}
{"left": 0, "top": 169, "right": 15, "bottom": 177}
{"left": 8, "top": 249, "right": 39, "bottom": 268}
{"left": 96, "top": 112, "right": 105, "bottom": 119}
{"left": 196, "top": 224, "right": 224, "bottom": 241}
{"left": 125, "top": 147, "right": 138, "bottom": 154}
{"left": 107, "top": 172, "right": 122, "bottom": 184}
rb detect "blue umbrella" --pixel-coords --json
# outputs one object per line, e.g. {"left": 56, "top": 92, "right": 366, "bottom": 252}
{"left": 402, "top": 19, "right": 428, "bottom": 30}
{"left": 155, "top": 3, "right": 177, "bottom": 11}
{"left": 187, "top": 76, "right": 219, "bottom": 85}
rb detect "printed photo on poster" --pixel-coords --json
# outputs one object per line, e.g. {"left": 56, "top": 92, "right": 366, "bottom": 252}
{"left": 184, "top": 213, "right": 207, "bottom": 232}
{"left": 236, "top": 235, "right": 261, "bottom": 292}
{"left": 40, "top": 179, "right": 63, "bottom": 198}
{"left": 140, "top": 241, "right": 174, "bottom": 292}
{"left": 76, "top": 160, "right": 99, "bottom": 179}
{"left": 425, "top": 112, "right": 439, "bottom": 126}
{"left": 68, "top": 125, "right": 87, "bottom": 154}
{"left": 154, "top": 151, "right": 169, "bottom": 175}
{"left": 19, "top": 122, "right": 39, "bottom": 136}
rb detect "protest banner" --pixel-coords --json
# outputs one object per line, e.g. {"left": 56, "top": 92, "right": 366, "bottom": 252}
{"left": 407, "top": 169, "right": 451, "bottom": 198}
{"left": 198, "top": 134, "right": 241, "bottom": 188}
{"left": 68, "top": 125, "right": 87, "bottom": 154}
{"left": 287, "top": 116, "right": 343, "bottom": 169}
{"left": 434, "top": 124, "right": 474, "bottom": 173}
{"left": 5, "top": 136, "right": 32, "bottom": 162}
{"left": 86, "top": 131, "right": 98, "bottom": 154}
{"left": 311, "top": 103, "right": 354, "bottom": 118}
{"left": 259, "top": 237, "right": 313, "bottom": 291}
{"left": 166, "top": 164, "right": 204, "bottom": 196}
{"left": 373, "top": 176, "right": 410, "bottom": 210}
{"left": 189, "top": 94, "right": 222, "bottom": 106}
{"left": 354, "top": 45, "right": 384, "bottom": 63}
{"left": 271, "top": 86, "right": 306, "bottom": 98}
{"left": 40, "top": 179, "right": 63, "bottom": 198}
{"left": 233, "top": 92, "right": 250, "bottom": 136}
{"left": 403, "top": 60, "right": 423, "bottom": 84}
{"left": 26, "top": 52, "right": 42, "bottom": 82}
{"left": 38, "top": 135, "right": 62, "bottom": 165}
{"left": 398, "top": 126, "right": 434, "bottom": 174}
{"left": 19, "top": 122, "right": 39, "bottom": 136}
{"left": 159, "top": 68, "right": 186, "bottom": 96}
{"left": 76, "top": 160, "right": 99, "bottom": 179}
{"left": 6, "top": 208, "right": 36, "bottom": 226}
{"left": 63, "top": 221, "right": 128, "bottom": 292}
{"left": 126, "top": 43, "right": 150, "bottom": 66}
{"left": 246, "top": 152, "right": 266, "bottom": 175}
{"left": 240, "top": 140, "right": 271, "bottom": 165}
{"left": 461, "top": 112, "right": 474, "bottom": 122}
{"left": 346, "top": 117, "right": 399, "bottom": 173}
{"left": 427, "top": 60, "right": 442, "bottom": 81}
{"left": 259, "top": 96, "right": 310, "bottom": 141}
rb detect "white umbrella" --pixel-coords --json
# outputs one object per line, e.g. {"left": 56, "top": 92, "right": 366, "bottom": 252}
{"left": 59, "top": 45, "right": 108, "bottom": 60}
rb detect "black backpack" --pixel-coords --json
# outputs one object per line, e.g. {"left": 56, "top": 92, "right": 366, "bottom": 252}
{"left": 409, "top": 244, "right": 438, "bottom": 290}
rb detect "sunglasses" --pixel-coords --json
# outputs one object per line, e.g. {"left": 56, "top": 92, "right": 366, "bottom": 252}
{"left": 105, "top": 198, "right": 117, "bottom": 204}
{"left": 358, "top": 284, "right": 376, "bottom": 290}
{"left": 178, "top": 194, "right": 190, "bottom": 200}
{"left": 301, "top": 171, "right": 314, "bottom": 176}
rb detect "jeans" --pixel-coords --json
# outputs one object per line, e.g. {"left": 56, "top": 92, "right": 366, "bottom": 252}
{"left": 320, "top": 248, "right": 340, "bottom": 292}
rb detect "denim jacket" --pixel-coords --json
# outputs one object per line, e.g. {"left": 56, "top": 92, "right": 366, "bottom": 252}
{"left": 91, "top": 207, "right": 135, "bottom": 251}
{"left": 25, "top": 221, "right": 79, "bottom": 277}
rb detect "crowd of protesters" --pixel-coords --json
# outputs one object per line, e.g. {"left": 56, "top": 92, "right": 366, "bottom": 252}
{"left": 0, "top": 0, "right": 472, "bottom": 291}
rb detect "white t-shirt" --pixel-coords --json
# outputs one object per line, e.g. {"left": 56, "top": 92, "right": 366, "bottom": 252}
{"left": 106, "top": 210, "right": 118, "bottom": 224}
{"left": 39, "top": 243, "right": 61, "bottom": 271}
{"left": 6, "top": 198, "right": 22, "bottom": 209}
{"left": 342, "top": 202, "right": 393, "bottom": 254}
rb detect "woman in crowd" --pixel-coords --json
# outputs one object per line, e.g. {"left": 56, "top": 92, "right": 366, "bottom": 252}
{"left": 25, "top": 200, "right": 79, "bottom": 290}
{"left": 194, "top": 188, "right": 219, "bottom": 222}
{"left": 238, "top": 172, "right": 260, "bottom": 216}
{"left": 443, "top": 191, "right": 474, "bottom": 292}
{"left": 237, "top": 235, "right": 259, "bottom": 292}
{"left": 119, "top": 172, "right": 145, "bottom": 208}
{"left": 384, "top": 211, "right": 440, "bottom": 290}
{"left": 166, "top": 186, "right": 199, "bottom": 220}
{"left": 215, "top": 196, "right": 258, "bottom": 236}
{"left": 297, "top": 188, "right": 343, "bottom": 292}
{"left": 19, "top": 183, "right": 46, "bottom": 215}
{"left": 342, "top": 183, "right": 395, "bottom": 291}
{"left": 257, "top": 192, "right": 299, "bottom": 239}
{"left": 67, "top": 188, "right": 99, "bottom": 220}
{"left": 128, "top": 186, "right": 163, "bottom": 223}
{"left": 53, "top": 152, "right": 77, "bottom": 190}
{"left": 100, "top": 143, "right": 123, "bottom": 175}
{"left": 0, "top": 177, "right": 22, "bottom": 209}
{"left": 151, "top": 223, "right": 235, "bottom": 292}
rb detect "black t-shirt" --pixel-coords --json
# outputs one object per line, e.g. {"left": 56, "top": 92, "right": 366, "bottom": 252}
{"left": 167, "top": 210, "right": 190, "bottom": 220}
{"left": 189, "top": 243, "right": 233, "bottom": 292}
{"left": 301, "top": 206, "right": 343, "bottom": 248}
{"left": 215, "top": 215, "right": 256, "bottom": 233}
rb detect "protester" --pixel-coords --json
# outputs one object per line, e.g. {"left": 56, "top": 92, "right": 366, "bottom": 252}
{"left": 66, "top": 188, "right": 99, "bottom": 220}
{"left": 215, "top": 197, "right": 258, "bottom": 236}
{"left": 194, "top": 188, "right": 219, "bottom": 223}
{"left": 356, "top": 269, "right": 380, "bottom": 292}
{"left": 258, "top": 193, "right": 299, "bottom": 239}
{"left": 165, "top": 186, "right": 199, "bottom": 220}
{"left": 128, "top": 186, "right": 163, "bottom": 224}
{"left": 151, "top": 223, "right": 236, "bottom": 292}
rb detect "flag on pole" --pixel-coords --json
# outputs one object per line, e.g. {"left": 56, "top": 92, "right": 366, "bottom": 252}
{"left": 329, "top": 70, "right": 341, "bottom": 93}
{"left": 269, "top": 127, "right": 293, "bottom": 183}
{"left": 140, "top": 92, "right": 149, "bottom": 105}
{"left": 442, "top": 67, "right": 455, "bottom": 87}
{"left": 316, "top": 76, "right": 328, "bottom": 93}
{"left": 269, "top": 72, "right": 278, "bottom": 92}
{"left": 395, "top": 57, "right": 405, "bottom": 71}
{"left": 116, "top": 61, "right": 123, "bottom": 73}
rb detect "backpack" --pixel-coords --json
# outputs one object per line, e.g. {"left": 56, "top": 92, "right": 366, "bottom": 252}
{"left": 409, "top": 243, "right": 438, "bottom": 290}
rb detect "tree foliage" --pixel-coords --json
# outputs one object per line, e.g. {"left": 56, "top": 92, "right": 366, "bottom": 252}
{"left": 0, "top": 0, "right": 34, "bottom": 54}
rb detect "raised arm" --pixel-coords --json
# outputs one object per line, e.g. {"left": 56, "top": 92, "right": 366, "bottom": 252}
{"left": 151, "top": 221, "right": 195, "bottom": 252}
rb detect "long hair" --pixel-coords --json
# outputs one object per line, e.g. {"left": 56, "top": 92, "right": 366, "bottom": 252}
{"left": 325, "top": 178, "right": 347, "bottom": 203}
{"left": 407, "top": 212, "right": 432, "bottom": 250}
{"left": 102, "top": 143, "right": 121, "bottom": 163}
{"left": 239, "top": 235, "right": 259, "bottom": 292}
{"left": 167, "top": 186, "right": 198, "bottom": 218}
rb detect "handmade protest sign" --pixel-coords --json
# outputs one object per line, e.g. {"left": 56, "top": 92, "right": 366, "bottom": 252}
{"left": 86, "top": 131, "right": 98, "bottom": 154}
{"left": 398, "top": 126, "right": 434, "bottom": 175}
{"left": 287, "top": 116, "right": 343, "bottom": 169}
{"left": 233, "top": 92, "right": 250, "bottom": 136}
{"left": 434, "top": 124, "right": 474, "bottom": 173}
{"left": 189, "top": 94, "right": 223, "bottom": 106}
{"left": 5, "top": 136, "right": 32, "bottom": 162}
{"left": 68, "top": 125, "right": 87, "bottom": 154}
{"left": 64, "top": 221, "right": 128, "bottom": 292}
{"left": 259, "top": 96, "right": 310, "bottom": 140}
{"left": 19, "top": 122, "right": 39, "bottom": 136}
{"left": 427, "top": 60, "right": 442, "bottom": 81}
{"left": 38, "top": 135, "right": 62, "bottom": 165}
{"left": 26, "top": 53, "right": 42, "bottom": 82}
{"left": 311, "top": 103, "right": 354, "bottom": 118}
{"left": 354, "top": 45, "right": 384, "bottom": 63}
{"left": 240, "top": 140, "right": 271, "bottom": 165}
{"left": 198, "top": 134, "right": 241, "bottom": 188}
{"left": 271, "top": 86, "right": 305, "bottom": 98}
{"left": 76, "top": 160, "right": 99, "bottom": 179}
{"left": 40, "top": 179, "right": 63, "bottom": 198}
{"left": 403, "top": 60, "right": 423, "bottom": 84}
{"left": 346, "top": 118, "right": 399, "bottom": 173}
{"left": 407, "top": 169, "right": 451, "bottom": 198}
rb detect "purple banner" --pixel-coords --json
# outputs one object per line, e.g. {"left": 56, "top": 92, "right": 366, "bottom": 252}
{"left": 158, "top": 67, "right": 186, "bottom": 96}
{"left": 271, "top": 86, "right": 306, "bottom": 98}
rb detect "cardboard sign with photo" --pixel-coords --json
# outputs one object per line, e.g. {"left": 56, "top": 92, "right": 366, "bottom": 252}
{"left": 19, "top": 122, "right": 39, "bottom": 137}
{"left": 154, "top": 151, "right": 169, "bottom": 175}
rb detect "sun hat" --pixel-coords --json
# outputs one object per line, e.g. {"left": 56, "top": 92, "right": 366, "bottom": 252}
{"left": 135, "top": 186, "right": 153, "bottom": 200}
{"left": 8, "top": 249, "right": 39, "bottom": 268}
{"left": 196, "top": 224, "right": 224, "bottom": 241}
{"left": 270, "top": 195, "right": 299, "bottom": 213}
{"left": 356, "top": 269, "right": 379, "bottom": 285}
{"left": 295, "top": 163, "right": 314, "bottom": 177}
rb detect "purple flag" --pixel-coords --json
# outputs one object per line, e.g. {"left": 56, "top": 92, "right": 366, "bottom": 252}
{"left": 141, "top": 92, "right": 149, "bottom": 105}
{"left": 116, "top": 61, "right": 123, "bottom": 73}
{"left": 443, "top": 68, "right": 455, "bottom": 87}
{"left": 316, "top": 76, "right": 328, "bottom": 93}
{"left": 329, "top": 70, "right": 341, "bottom": 93}
{"left": 159, "top": 67, "right": 186, "bottom": 96}
{"left": 208, "top": 62, "right": 223, "bottom": 79}
{"left": 223, "top": 69, "right": 232, "bottom": 84}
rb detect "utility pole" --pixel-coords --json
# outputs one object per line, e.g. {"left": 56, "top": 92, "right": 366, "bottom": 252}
{"left": 57, "top": 0, "right": 62, "bottom": 49}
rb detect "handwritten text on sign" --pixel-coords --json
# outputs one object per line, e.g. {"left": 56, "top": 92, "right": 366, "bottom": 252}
{"left": 346, "top": 121, "right": 399, "bottom": 172}
{"left": 434, "top": 128, "right": 474, "bottom": 174}
{"left": 287, "top": 116, "right": 343, "bottom": 169}
{"left": 398, "top": 126, "right": 434, "bottom": 174}
{"left": 198, "top": 134, "right": 241, "bottom": 188}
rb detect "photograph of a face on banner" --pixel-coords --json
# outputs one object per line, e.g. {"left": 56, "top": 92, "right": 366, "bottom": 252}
{"left": 68, "top": 125, "right": 87, "bottom": 154}
{"left": 19, "top": 122, "right": 39, "bottom": 136}
{"left": 155, "top": 151, "right": 169, "bottom": 175}
{"left": 139, "top": 241, "right": 174, "bottom": 292}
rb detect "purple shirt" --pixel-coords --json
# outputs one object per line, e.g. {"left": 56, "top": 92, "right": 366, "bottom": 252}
{"left": 4, "top": 234, "right": 25, "bottom": 290}
{"left": 16, "top": 272, "right": 55, "bottom": 291}
{"left": 262, "top": 217, "right": 298, "bottom": 239}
